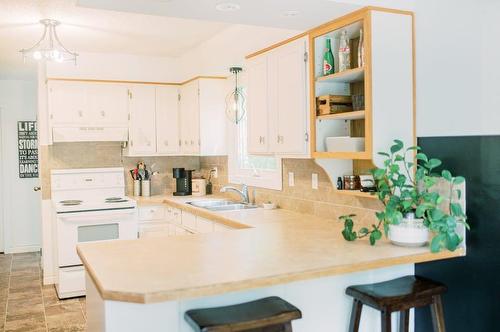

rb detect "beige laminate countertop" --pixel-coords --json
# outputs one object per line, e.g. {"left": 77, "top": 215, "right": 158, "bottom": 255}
{"left": 77, "top": 195, "right": 465, "bottom": 304}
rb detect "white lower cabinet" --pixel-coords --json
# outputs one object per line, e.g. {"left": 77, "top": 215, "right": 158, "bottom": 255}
{"left": 138, "top": 205, "right": 234, "bottom": 238}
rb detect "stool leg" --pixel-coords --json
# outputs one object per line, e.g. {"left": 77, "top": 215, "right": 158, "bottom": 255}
{"left": 399, "top": 310, "right": 409, "bottom": 332}
{"left": 348, "top": 299, "right": 363, "bottom": 332}
{"left": 430, "top": 295, "right": 446, "bottom": 332}
{"left": 381, "top": 310, "right": 391, "bottom": 332}
{"left": 283, "top": 322, "right": 293, "bottom": 332}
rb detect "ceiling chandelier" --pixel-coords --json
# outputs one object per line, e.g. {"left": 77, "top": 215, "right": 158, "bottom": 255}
{"left": 225, "top": 67, "right": 246, "bottom": 124}
{"left": 20, "top": 19, "right": 78, "bottom": 64}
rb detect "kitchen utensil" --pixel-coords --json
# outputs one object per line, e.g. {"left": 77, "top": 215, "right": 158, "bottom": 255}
{"left": 141, "top": 180, "right": 151, "bottom": 197}
{"left": 133, "top": 180, "right": 141, "bottom": 196}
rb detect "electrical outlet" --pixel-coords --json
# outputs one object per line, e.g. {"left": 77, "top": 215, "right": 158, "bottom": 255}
{"left": 211, "top": 167, "right": 218, "bottom": 178}
{"left": 312, "top": 173, "right": 319, "bottom": 190}
{"left": 288, "top": 172, "right": 295, "bottom": 187}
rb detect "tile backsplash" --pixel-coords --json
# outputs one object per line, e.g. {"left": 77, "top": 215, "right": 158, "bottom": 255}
{"left": 200, "top": 156, "right": 384, "bottom": 223}
{"left": 41, "top": 142, "right": 199, "bottom": 199}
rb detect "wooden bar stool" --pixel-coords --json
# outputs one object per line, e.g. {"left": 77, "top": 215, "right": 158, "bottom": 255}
{"left": 346, "top": 275, "right": 447, "bottom": 332}
{"left": 184, "top": 296, "right": 302, "bottom": 332}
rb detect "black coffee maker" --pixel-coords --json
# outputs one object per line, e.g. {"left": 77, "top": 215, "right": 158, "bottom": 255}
{"left": 173, "top": 168, "right": 192, "bottom": 196}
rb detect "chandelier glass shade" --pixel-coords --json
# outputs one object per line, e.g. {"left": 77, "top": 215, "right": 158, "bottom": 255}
{"left": 20, "top": 19, "right": 78, "bottom": 64}
{"left": 225, "top": 67, "right": 246, "bottom": 124}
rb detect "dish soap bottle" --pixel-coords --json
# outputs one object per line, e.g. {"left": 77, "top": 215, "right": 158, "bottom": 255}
{"left": 323, "top": 38, "right": 334, "bottom": 76}
{"left": 358, "top": 28, "right": 364, "bottom": 68}
{"left": 338, "top": 30, "right": 351, "bottom": 72}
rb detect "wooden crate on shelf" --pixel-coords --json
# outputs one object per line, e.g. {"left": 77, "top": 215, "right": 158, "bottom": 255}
{"left": 316, "top": 95, "right": 353, "bottom": 115}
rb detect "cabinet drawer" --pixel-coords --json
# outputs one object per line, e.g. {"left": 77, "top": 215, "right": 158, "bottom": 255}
{"left": 58, "top": 266, "right": 85, "bottom": 295}
{"left": 139, "top": 206, "right": 165, "bottom": 221}
{"left": 165, "top": 206, "right": 182, "bottom": 225}
{"left": 196, "top": 217, "right": 214, "bottom": 233}
{"left": 182, "top": 211, "right": 196, "bottom": 230}
{"left": 138, "top": 222, "right": 171, "bottom": 238}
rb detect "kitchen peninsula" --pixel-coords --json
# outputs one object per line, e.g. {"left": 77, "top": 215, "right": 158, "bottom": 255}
{"left": 77, "top": 196, "right": 464, "bottom": 332}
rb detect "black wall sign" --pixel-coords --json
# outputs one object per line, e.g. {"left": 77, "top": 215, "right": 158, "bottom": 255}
{"left": 17, "top": 121, "right": 38, "bottom": 178}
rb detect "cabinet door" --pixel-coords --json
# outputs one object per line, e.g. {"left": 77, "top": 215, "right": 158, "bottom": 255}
{"left": 199, "top": 79, "right": 227, "bottom": 156}
{"left": 246, "top": 55, "right": 269, "bottom": 154}
{"left": 128, "top": 85, "right": 156, "bottom": 155}
{"left": 156, "top": 86, "right": 180, "bottom": 154}
{"left": 273, "top": 37, "right": 309, "bottom": 154}
{"left": 48, "top": 81, "right": 88, "bottom": 125}
{"left": 179, "top": 80, "right": 200, "bottom": 155}
{"left": 87, "top": 84, "right": 128, "bottom": 126}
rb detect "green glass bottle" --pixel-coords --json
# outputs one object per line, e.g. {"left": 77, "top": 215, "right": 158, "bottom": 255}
{"left": 323, "top": 38, "right": 334, "bottom": 76}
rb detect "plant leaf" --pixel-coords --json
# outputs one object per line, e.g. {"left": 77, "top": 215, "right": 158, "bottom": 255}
{"left": 430, "top": 234, "right": 445, "bottom": 253}
{"left": 416, "top": 153, "right": 428, "bottom": 162}
{"left": 359, "top": 227, "right": 369, "bottom": 235}
{"left": 453, "top": 176, "right": 465, "bottom": 185}
{"left": 441, "top": 170, "right": 452, "bottom": 182}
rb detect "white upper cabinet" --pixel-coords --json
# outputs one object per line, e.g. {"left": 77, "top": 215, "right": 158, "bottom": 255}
{"left": 156, "top": 86, "right": 180, "bottom": 154}
{"left": 247, "top": 55, "right": 270, "bottom": 154}
{"left": 128, "top": 85, "right": 156, "bottom": 155}
{"left": 272, "top": 37, "right": 309, "bottom": 155}
{"left": 48, "top": 81, "right": 88, "bottom": 125}
{"left": 87, "top": 84, "right": 128, "bottom": 126}
{"left": 198, "top": 78, "right": 227, "bottom": 156}
{"left": 246, "top": 36, "right": 310, "bottom": 157}
{"left": 179, "top": 80, "right": 200, "bottom": 155}
{"left": 179, "top": 78, "right": 227, "bottom": 156}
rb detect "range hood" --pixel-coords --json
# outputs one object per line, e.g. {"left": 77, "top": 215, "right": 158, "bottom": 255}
{"left": 52, "top": 127, "right": 128, "bottom": 143}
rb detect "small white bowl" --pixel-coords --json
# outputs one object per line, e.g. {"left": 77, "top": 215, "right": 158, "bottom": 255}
{"left": 262, "top": 203, "right": 276, "bottom": 210}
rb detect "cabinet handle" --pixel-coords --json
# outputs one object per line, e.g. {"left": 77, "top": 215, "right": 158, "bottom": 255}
{"left": 277, "top": 135, "right": 280, "bottom": 143}
{"left": 305, "top": 132, "right": 309, "bottom": 142}
{"left": 190, "top": 140, "right": 194, "bottom": 145}
{"left": 185, "top": 140, "right": 188, "bottom": 145}
{"left": 130, "top": 140, "right": 134, "bottom": 147}
{"left": 78, "top": 110, "right": 83, "bottom": 117}
{"left": 164, "top": 140, "right": 168, "bottom": 146}
{"left": 147, "top": 141, "right": 151, "bottom": 146}
{"left": 100, "top": 110, "right": 105, "bottom": 117}
{"left": 179, "top": 140, "right": 182, "bottom": 146}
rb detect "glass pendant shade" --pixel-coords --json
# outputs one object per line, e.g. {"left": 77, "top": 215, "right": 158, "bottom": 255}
{"left": 226, "top": 67, "right": 246, "bottom": 124}
{"left": 20, "top": 19, "right": 78, "bottom": 64}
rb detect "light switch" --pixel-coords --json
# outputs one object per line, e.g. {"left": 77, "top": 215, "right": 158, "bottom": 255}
{"left": 312, "top": 173, "right": 319, "bottom": 190}
{"left": 288, "top": 172, "right": 295, "bottom": 187}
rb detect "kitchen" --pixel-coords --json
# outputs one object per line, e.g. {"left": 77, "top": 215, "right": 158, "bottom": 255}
{"left": 0, "top": 0, "right": 498, "bottom": 331}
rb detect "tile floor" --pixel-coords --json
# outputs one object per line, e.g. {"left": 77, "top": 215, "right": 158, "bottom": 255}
{"left": 0, "top": 252, "right": 86, "bottom": 332}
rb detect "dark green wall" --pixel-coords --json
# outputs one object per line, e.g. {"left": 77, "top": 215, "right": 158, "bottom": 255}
{"left": 416, "top": 136, "right": 500, "bottom": 331}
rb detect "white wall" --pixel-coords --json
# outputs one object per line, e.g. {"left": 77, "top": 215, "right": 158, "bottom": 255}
{"left": 178, "top": 25, "right": 299, "bottom": 80}
{"left": 415, "top": 0, "right": 499, "bottom": 137}
{"left": 0, "top": 80, "right": 41, "bottom": 253}
{"left": 46, "top": 52, "right": 184, "bottom": 82}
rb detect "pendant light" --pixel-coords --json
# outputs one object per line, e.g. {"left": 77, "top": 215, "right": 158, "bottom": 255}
{"left": 225, "top": 67, "right": 246, "bottom": 124}
{"left": 20, "top": 19, "right": 78, "bottom": 64}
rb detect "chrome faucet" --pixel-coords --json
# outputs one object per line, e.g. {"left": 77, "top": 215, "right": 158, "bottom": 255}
{"left": 220, "top": 184, "right": 250, "bottom": 204}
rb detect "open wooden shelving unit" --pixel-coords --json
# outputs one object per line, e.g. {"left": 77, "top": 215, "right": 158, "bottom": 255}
{"left": 307, "top": 7, "right": 415, "bottom": 199}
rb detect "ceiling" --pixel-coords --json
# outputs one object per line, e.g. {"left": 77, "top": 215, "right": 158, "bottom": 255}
{"left": 0, "top": 0, "right": 230, "bottom": 78}
{"left": 77, "top": 0, "right": 360, "bottom": 30}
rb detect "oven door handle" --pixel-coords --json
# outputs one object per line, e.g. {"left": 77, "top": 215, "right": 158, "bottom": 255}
{"left": 58, "top": 210, "right": 137, "bottom": 223}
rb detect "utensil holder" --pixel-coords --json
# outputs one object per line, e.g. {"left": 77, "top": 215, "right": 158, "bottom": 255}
{"left": 141, "top": 180, "right": 151, "bottom": 197}
{"left": 133, "top": 180, "right": 141, "bottom": 196}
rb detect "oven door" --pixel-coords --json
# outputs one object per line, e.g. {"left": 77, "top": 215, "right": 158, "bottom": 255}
{"left": 57, "top": 208, "right": 138, "bottom": 267}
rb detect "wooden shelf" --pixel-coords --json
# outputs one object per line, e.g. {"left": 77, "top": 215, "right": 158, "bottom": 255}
{"left": 335, "top": 190, "right": 378, "bottom": 199}
{"left": 317, "top": 110, "right": 365, "bottom": 121}
{"left": 316, "top": 67, "right": 364, "bottom": 84}
{"left": 312, "top": 151, "right": 371, "bottom": 160}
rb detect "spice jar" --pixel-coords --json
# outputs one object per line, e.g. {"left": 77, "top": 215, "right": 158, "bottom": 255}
{"left": 343, "top": 175, "right": 361, "bottom": 190}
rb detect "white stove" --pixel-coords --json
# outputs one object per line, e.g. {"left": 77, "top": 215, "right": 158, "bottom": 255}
{"left": 51, "top": 167, "right": 138, "bottom": 299}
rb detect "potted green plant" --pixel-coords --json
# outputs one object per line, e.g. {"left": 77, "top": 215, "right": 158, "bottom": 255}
{"left": 339, "top": 139, "right": 469, "bottom": 253}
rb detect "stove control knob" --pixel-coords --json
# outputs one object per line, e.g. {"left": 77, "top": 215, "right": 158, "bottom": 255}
{"left": 33, "top": 186, "right": 41, "bottom": 192}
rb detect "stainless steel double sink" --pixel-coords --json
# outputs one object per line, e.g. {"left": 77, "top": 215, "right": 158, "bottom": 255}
{"left": 187, "top": 199, "right": 258, "bottom": 211}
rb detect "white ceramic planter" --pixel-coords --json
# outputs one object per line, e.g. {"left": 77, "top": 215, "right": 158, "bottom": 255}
{"left": 388, "top": 216, "right": 429, "bottom": 247}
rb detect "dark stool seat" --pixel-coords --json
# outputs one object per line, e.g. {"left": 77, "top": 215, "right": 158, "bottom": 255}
{"left": 184, "top": 296, "right": 302, "bottom": 332}
{"left": 346, "top": 276, "right": 447, "bottom": 332}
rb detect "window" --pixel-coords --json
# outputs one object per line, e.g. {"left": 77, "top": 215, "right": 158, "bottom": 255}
{"left": 228, "top": 100, "right": 282, "bottom": 191}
